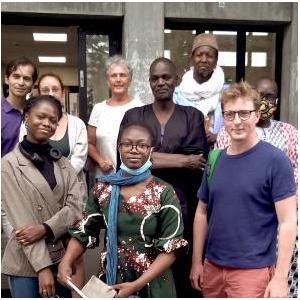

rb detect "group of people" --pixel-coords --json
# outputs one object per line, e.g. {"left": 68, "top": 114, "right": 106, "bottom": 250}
{"left": 1, "top": 33, "right": 298, "bottom": 298}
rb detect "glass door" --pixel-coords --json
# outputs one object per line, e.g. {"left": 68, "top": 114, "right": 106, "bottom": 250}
{"left": 78, "top": 25, "right": 122, "bottom": 123}
{"left": 77, "top": 23, "right": 122, "bottom": 284}
{"left": 164, "top": 22, "right": 283, "bottom": 119}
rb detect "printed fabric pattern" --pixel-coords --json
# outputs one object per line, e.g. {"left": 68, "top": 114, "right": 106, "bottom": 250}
{"left": 69, "top": 176, "right": 187, "bottom": 298}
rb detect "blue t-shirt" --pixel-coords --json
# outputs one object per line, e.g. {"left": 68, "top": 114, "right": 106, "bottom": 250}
{"left": 197, "top": 141, "right": 295, "bottom": 268}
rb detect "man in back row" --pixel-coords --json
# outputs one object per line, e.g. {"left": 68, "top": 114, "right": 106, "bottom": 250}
{"left": 191, "top": 81, "right": 297, "bottom": 297}
{"left": 1, "top": 56, "right": 38, "bottom": 157}
{"left": 173, "top": 33, "right": 225, "bottom": 147}
{"left": 119, "top": 57, "right": 209, "bottom": 297}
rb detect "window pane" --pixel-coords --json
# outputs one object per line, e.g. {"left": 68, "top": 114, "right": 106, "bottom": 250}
{"left": 165, "top": 29, "right": 237, "bottom": 84}
{"left": 164, "top": 29, "right": 196, "bottom": 82}
{"left": 245, "top": 32, "right": 276, "bottom": 85}
{"left": 206, "top": 30, "right": 237, "bottom": 84}
{"left": 86, "top": 34, "right": 109, "bottom": 118}
{"left": 218, "top": 51, "right": 236, "bottom": 67}
{"left": 251, "top": 52, "right": 267, "bottom": 67}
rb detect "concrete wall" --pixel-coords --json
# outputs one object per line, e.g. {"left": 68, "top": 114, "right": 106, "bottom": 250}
{"left": 165, "top": 2, "right": 292, "bottom": 23}
{"left": 1, "top": 2, "right": 297, "bottom": 124}
{"left": 280, "top": 2, "right": 298, "bottom": 126}
{"left": 123, "top": 2, "right": 164, "bottom": 103}
{"left": 1, "top": 2, "right": 123, "bottom": 16}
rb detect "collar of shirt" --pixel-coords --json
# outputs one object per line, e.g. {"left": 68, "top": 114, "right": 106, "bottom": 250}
{"left": 1, "top": 96, "right": 22, "bottom": 114}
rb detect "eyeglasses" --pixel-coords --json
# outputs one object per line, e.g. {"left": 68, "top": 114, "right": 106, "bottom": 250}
{"left": 119, "top": 142, "right": 150, "bottom": 153}
{"left": 223, "top": 110, "right": 256, "bottom": 121}
{"left": 40, "top": 87, "right": 62, "bottom": 94}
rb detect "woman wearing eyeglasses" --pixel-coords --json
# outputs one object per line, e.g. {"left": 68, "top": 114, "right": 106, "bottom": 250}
{"left": 58, "top": 122, "right": 188, "bottom": 298}
{"left": 37, "top": 73, "right": 88, "bottom": 183}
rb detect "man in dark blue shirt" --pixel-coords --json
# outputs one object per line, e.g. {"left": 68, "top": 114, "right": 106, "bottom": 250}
{"left": 1, "top": 57, "right": 38, "bottom": 157}
{"left": 190, "top": 81, "right": 297, "bottom": 298}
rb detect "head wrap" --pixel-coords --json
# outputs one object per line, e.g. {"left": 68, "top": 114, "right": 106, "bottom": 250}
{"left": 259, "top": 100, "right": 277, "bottom": 120}
{"left": 192, "top": 33, "right": 219, "bottom": 54}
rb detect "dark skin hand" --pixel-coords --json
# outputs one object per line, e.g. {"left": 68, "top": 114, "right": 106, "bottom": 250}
{"left": 186, "top": 153, "right": 207, "bottom": 170}
{"left": 15, "top": 224, "right": 46, "bottom": 246}
{"left": 38, "top": 267, "right": 56, "bottom": 298}
{"left": 206, "top": 131, "right": 217, "bottom": 146}
{"left": 151, "top": 152, "right": 207, "bottom": 170}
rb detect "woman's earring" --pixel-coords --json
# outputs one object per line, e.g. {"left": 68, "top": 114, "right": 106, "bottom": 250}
{"left": 25, "top": 121, "right": 29, "bottom": 130}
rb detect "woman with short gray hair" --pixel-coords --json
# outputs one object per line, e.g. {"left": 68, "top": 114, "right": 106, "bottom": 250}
{"left": 88, "top": 55, "right": 143, "bottom": 177}
{"left": 105, "top": 55, "right": 133, "bottom": 80}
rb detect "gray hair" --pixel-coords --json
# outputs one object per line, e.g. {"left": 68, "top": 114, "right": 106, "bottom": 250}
{"left": 105, "top": 55, "right": 133, "bottom": 79}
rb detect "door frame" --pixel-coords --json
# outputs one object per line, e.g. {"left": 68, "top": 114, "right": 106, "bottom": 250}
{"left": 165, "top": 20, "right": 284, "bottom": 120}
{"left": 2, "top": 13, "right": 123, "bottom": 123}
{"left": 78, "top": 21, "right": 122, "bottom": 123}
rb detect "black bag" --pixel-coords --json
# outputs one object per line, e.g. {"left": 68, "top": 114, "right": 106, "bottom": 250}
{"left": 46, "top": 239, "right": 66, "bottom": 264}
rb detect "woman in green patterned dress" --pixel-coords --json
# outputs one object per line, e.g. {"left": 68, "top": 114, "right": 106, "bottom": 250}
{"left": 58, "top": 122, "right": 188, "bottom": 297}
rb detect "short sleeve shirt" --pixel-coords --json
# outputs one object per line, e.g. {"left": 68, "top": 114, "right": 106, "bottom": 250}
{"left": 88, "top": 98, "right": 143, "bottom": 176}
{"left": 197, "top": 141, "right": 296, "bottom": 268}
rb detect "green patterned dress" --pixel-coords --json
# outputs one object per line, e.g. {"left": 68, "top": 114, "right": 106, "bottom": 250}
{"left": 69, "top": 176, "right": 188, "bottom": 298}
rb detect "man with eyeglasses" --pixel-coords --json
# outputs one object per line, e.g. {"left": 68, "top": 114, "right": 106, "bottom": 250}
{"left": 1, "top": 57, "right": 38, "bottom": 157}
{"left": 191, "top": 81, "right": 296, "bottom": 298}
{"left": 118, "top": 57, "right": 209, "bottom": 298}
{"left": 217, "top": 78, "right": 297, "bottom": 195}
{"left": 216, "top": 77, "right": 298, "bottom": 298}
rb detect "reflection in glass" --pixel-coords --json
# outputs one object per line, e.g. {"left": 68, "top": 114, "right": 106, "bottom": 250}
{"left": 245, "top": 32, "right": 275, "bottom": 85}
{"left": 164, "top": 29, "right": 196, "bottom": 83}
{"left": 207, "top": 30, "right": 237, "bottom": 84}
{"left": 164, "top": 29, "right": 276, "bottom": 86}
{"left": 69, "top": 93, "right": 79, "bottom": 116}
{"left": 86, "top": 35, "right": 109, "bottom": 118}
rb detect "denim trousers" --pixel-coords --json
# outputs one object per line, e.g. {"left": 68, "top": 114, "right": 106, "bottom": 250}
{"left": 8, "top": 275, "right": 71, "bottom": 298}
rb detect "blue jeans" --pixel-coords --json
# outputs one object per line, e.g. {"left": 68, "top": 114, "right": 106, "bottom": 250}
{"left": 8, "top": 275, "right": 71, "bottom": 298}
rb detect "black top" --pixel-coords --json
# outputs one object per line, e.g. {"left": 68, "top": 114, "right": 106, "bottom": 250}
{"left": 19, "top": 137, "right": 57, "bottom": 190}
{"left": 118, "top": 104, "right": 209, "bottom": 233}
